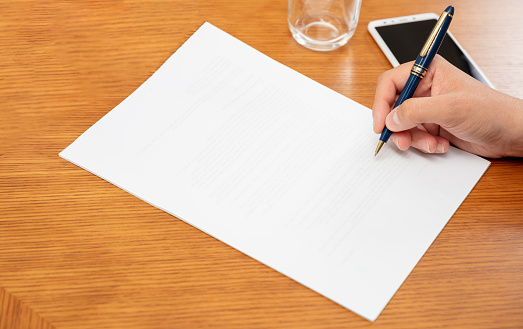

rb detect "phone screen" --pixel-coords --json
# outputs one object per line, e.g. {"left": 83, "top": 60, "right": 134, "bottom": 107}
{"left": 375, "top": 20, "right": 473, "bottom": 76}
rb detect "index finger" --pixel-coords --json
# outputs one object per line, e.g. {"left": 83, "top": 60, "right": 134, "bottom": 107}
{"left": 371, "top": 61, "right": 414, "bottom": 134}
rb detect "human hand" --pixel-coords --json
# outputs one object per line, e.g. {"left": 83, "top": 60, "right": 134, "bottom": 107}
{"left": 372, "top": 55, "right": 523, "bottom": 158}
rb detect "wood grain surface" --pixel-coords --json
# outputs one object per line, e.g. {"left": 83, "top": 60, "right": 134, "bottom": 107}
{"left": 1, "top": 0, "right": 522, "bottom": 328}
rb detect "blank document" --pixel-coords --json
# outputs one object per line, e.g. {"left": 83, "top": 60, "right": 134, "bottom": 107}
{"left": 60, "top": 22, "right": 490, "bottom": 321}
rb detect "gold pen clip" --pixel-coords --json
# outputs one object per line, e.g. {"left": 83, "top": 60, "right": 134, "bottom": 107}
{"left": 420, "top": 12, "right": 450, "bottom": 57}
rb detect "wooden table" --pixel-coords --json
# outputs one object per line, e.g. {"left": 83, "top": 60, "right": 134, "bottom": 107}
{"left": 1, "top": 0, "right": 522, "bottom": 328}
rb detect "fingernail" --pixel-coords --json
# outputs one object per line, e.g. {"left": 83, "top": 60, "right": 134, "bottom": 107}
{"left": 437, "top": 143, "right": 445, "bottom": 153}
{"left": 423, "top": 141, "right": 432, "bottom": 153}
{"left": 390, "top": 135, "right": 399, "bottom": 149}
{"left": 392, "top": 111, "right": 400, "bottom": 126}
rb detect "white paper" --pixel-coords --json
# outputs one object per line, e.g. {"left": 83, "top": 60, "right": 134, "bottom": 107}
{"left": 60, "top": 22, "right": 490, "bottom": 321}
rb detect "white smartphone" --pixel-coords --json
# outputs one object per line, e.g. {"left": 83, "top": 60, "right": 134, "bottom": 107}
{"left": 368, "top": 13, "right": 494, "bottom": 88}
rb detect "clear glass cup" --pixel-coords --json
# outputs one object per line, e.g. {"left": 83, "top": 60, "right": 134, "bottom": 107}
{"left": 288, "top": 0, "right": 362, "bottom": 51}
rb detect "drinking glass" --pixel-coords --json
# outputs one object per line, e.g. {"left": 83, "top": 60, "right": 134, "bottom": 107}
{"left": 288, "top": 0, "right": 362, "bottom": 51}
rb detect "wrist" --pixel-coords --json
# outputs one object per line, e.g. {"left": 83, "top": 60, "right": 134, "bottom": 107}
{"left": 503, "top": 95, "right": 523, "bottom": 157}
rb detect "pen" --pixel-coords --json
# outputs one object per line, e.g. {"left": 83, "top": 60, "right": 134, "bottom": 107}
{"left": 375, "top": 5, "right": 454, "bottom": 156}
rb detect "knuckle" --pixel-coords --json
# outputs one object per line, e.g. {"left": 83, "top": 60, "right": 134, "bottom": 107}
{"left": 376, "top": 71, "right": 389, "bottom": 84}
{"left": 377, "top": 66, "right": 400, "bottom": 84}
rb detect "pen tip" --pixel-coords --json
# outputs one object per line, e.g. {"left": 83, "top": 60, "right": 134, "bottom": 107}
{"left": 375, "top": 141, "right": 385, "bottom": 156}
{"left": 445, "top": 6, "right": 454, "bottom": 15}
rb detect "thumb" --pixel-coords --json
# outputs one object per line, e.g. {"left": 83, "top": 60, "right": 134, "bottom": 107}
{"left": 385, "top": 94, "right": 461, "bottom": 132}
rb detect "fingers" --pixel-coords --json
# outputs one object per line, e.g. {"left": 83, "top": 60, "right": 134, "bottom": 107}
{"left": 384, "top": 95, "right": 454, "bottom": 154}
{"left": 409, "top": 128, "right": 449, "bottom": 153}
{"left": 385, "top": 94, "right": 461, "bottom": 132}
{"left": 390, "top": 128, "right": 450, "bottom": 153}
{"left": 389, "top": 131, "right": 411, "bottom": 151}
